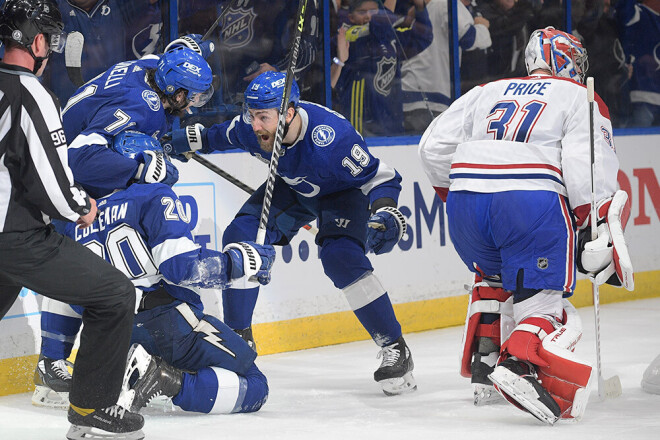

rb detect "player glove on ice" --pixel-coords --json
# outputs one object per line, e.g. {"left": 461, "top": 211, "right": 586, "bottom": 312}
{"left": 161, "top": 124, "right": 204, "bottom": 162}
{"left": 135, "top": 150, "right": 179, "bottom": 186}
{"left": 224, "top": 241, "right": 276, "bottom": 289}
{"left": 165, "top": 34, "right": 215, "bottom": 59}
{"left": 366, "top": 206, "right": 407, "bottom": 255}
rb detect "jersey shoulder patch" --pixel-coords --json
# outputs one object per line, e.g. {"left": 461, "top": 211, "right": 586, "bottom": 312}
{"left": 141, "top": 90, "right": 161, "bottom": 111}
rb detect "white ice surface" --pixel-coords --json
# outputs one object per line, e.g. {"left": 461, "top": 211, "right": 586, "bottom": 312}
{"left": 1, "top": 297, "right": 659, "bottom": 440}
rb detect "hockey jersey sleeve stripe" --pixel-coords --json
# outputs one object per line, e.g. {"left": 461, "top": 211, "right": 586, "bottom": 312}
{"left": 68, "top": 132, "right": 109, "bottom": 150}
{"left": 151, "top": 236, "right": 200, "bottom": 268}
{"left": 451, "top": 162, "right": 562, "bottom": 175}
{"left": 359, "top": 161, "right": 397, "bottom": 196}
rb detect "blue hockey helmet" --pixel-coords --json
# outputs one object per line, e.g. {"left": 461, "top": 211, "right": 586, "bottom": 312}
{"left": 112, "top": 130, "right": 162, "bottom": 159}
{"left": 244, "top": 71, "right": 300, "bottom": 111}
{"left": 154, "top": 46, "right": 214, "bottom": 107}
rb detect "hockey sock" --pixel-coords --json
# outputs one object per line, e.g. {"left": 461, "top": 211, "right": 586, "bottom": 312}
{"left": 222, "top": 286, "right": 259, "bottom": 330}
{"left": 40, "top": 311, "right": 82, "bottom": 360}
{"left": 353, "top": 293, "right": 402, "bottom": 347}
{"left": 173, "top": 365, "right": 268, "bottom": 414}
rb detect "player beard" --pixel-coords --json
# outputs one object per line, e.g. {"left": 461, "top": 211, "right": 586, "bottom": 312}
{"left": 255, "top": 129, "right": 275, "bottom": 153}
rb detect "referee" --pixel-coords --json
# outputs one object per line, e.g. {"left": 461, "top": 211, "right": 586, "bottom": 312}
{"left": 0, "top": 1, "right": 143, "bottom": 438}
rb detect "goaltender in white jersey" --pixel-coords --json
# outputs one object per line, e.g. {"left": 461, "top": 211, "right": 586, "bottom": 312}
{"left": 420, "top": 27, "right": 634, "bottom": 425}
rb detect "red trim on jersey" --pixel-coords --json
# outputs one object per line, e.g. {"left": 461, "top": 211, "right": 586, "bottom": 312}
{"left": 451, "top": 162, "right": 562, "bottom": 175}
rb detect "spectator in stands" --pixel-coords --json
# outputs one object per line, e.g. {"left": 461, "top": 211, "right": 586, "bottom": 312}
{"left": 615, "top": 0, "right": 660, "bottom": 127}
{"left": 43, "top": 1, "right": 163, "bottom": 104}
{"left": 401, "top": 0, "right": 491, "bottom": 133}
{"left": 332, "top": 0, "right": 432, "bottom": 137}
{"left": 577, "top": 0, "right": 631, "bottom": 128}
{"left": 177, "top": 0, "right": 322, "bottom": 124}
{"left": 461, "top": 0, "right": 493, "bottom": 94}
{"left": 479, "top": 0, "right": 535, "bottom": 81}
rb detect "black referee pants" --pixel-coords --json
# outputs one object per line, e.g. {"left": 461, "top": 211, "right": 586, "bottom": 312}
{"left": 0, "top": 225, "right": 135, "bottom": 409}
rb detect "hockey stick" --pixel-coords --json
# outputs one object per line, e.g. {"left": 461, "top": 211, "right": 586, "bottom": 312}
{"left": 587, "top": 76, "right": 622, "bottom": 400}
{"left": 255, "top": 0, "right": 308, "bottom": 245}
{"left": 187, "top": 154, "right": 318, "bottom": 235}
{"left": 65, "top": 31, "right": 85, "bottom": 87}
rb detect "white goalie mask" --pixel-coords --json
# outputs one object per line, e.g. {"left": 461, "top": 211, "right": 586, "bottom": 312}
{"left": 524, "top": 27, "right": 588, "bottom": 84}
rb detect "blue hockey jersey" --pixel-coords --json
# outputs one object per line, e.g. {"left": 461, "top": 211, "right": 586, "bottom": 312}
{"left": 62, "top": 56, "right": 175, "bottom": 198}
{"left": 43, "top": 0, "right": 163, "bottom": 104}
{"left": 54, "top": 183, "right": 231, "bottom": 309}
{"left": 201, "top": 101, "right": 402, "bottom": 205}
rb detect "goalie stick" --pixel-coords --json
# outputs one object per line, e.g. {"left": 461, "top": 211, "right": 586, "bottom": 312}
{"left": 64, "top": 31, "right": 85, "bottom": 87}
{"left": 587, "top": 76, "right": 622, "bottom": 400}
{"left": 187, "top": 154, "right": 318, "bottom": 236}
{"left": 255, "top": 0, "right": 309, "bottom": 245}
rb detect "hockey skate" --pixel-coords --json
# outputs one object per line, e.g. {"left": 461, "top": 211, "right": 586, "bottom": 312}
{"left": 32, "top": 354, "right": 72, "bottom": 409}
{"left": 641, "top": 354, "right": 660, "bottom": 395}
{"left": 66, "top": 404, "right": 144, "bottom": 440}
{"left": 123, "top": 344, "right": 183, "bottom": 412}
{"left": 488, "top": 358, "right": 560, "bottom": 425}
{"left": 374, "top": 336, "right": 417, "bottom": 396}
{"left": 235, "top": 326, "right": 257, "bottom": 353}
{"left": 471, "top": 337, "right": 503, "bottom": 406}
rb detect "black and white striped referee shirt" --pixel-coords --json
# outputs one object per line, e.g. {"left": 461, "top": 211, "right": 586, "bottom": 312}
{"left": 0, "top": 62, "right": 91, "bottom": 233}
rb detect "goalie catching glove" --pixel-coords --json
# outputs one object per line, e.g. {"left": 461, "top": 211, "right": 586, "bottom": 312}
{"left": 161, "top": 123, "right": 205, "bottom": 162}
{"left": 366, "top": 205, "right": 407, "bottom": 255}
{"left": 577, "top": 190, "right": 634, "bottom": 290}
{"left": 224, "top": 241, "right": 276, "bottom": 289}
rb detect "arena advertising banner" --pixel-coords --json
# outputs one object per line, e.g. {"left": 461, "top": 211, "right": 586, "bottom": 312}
{"left": 2, "top": 134, "right": 659, "bottom": 365}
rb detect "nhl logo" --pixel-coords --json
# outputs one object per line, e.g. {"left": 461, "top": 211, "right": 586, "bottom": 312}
{"left": 12, "top": 30, "right": 22, "bottom": 42}
{"left": 537, "top": 257, "right": 549, "bottom": 270}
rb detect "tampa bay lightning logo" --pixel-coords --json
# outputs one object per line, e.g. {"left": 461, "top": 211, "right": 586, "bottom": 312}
{"left": 311, "top": 125, "right": 335, "bottom": 147}
{"left": 142, "top": 90, "right": 161, "bottom": 112}
{"left": 280, "top": 176, "right": 320, "bottom": 198}
{"left": 374, "top": 56, "right": 397, "bottom": 96}
{"left": 221, "top": 7, "right": 257, "bottom": 49}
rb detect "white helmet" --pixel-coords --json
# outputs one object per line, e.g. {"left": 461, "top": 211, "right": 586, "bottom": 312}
{"left": 524, "top": 27, "right": 588, "bottom": 83}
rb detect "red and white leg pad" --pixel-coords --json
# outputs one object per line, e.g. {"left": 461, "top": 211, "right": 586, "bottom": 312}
{"left": 459, "top": 275, "right": 513, "bottom": 378}
{"left": 495, "top": 300, "right": 593, "bottom": 421}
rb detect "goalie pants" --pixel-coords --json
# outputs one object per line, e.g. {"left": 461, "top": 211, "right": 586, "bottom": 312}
{"left": 0, "top": 225, "right": 135, "bottom": 409}
{"left": 446, "top": 190, "right": 577, "bottom": 297}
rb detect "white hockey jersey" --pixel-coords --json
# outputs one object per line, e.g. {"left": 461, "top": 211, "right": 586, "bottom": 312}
{"left": 418, "top": 74, "right": 620, "bottom": 227}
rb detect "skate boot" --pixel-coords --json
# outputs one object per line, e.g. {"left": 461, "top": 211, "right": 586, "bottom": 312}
{"left": 32, "top": 354, "right": 72, "bottom": 409}
{"left": 235, "top": 326, "right": 257, "bottom": 353}
{"left": 471, "top": 337, "right": 503, "bottom": 406}
{"left": 129, "top": 354, "right": 183, "bottom": 412}
{"left": 488, "top": 357, "right": 560, "bottom": 425}
{"left": 66, "top": 404, "right": 144, "bottom": 440}
{"left": 641, "top": 354, "right": 660, "bottom": 395}
{"left": 373, "top": 336, "right": 417, "bottom": 396}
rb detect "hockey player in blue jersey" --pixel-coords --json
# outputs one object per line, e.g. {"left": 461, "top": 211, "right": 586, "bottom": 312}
{"left": 162, "top": 71, "right": 415, "bottom": 396}
{"left": 61, "top": 41, "right": 214, "bottom": 198}
{"left": 34, "top": 131, "right": 275, "bottom": 416}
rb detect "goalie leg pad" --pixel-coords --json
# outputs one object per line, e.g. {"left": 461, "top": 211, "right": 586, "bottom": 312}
{"left": 460, "top": 276, "right": 512, "bottom": 378}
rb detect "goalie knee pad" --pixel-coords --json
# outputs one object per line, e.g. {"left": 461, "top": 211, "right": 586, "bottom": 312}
{"left": 460, "top": 275, "right": 513, "bottom": 380}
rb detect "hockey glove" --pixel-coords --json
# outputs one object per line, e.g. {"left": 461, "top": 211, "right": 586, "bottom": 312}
{"left": 576, "top": 190, "right": 634, "bottom": 290}
{"left": 165, "top": 34, "right": 215, "bottom": 59}
{"left": 161, "top": 124, "right": 204, "bottom": 162}
{"left": 224, "top": 241, "right": 276, "bottom": 289}
{"left": 366, "top": 206, "right": 407, "bottom": 255}
{"left": 134, "top": 150, "right": 179, "bottom": 186}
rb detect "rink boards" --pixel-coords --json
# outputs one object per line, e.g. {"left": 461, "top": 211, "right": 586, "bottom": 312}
{"left": 2, "top": 133, "right": 659, "bottom": 396}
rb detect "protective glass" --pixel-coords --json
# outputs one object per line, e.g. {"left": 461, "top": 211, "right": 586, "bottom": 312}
{"left": 188, "top": 85, "right": 214, "bottom": 108}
